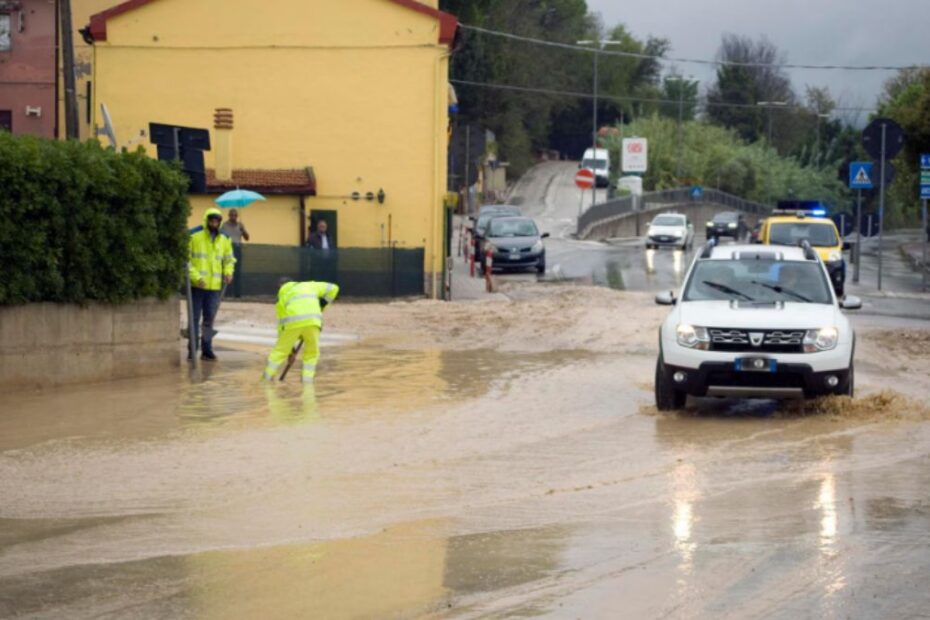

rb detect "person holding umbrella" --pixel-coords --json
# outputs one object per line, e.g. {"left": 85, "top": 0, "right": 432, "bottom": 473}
{"left": 188, "top": 208, "right": 236, "bottom": 360}
{"left": 221, "top": 208, "right": 249, "bottom": 297}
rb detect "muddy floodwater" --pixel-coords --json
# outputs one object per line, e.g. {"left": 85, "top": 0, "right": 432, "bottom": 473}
{"left": 3, "top": 291, "right": 930, "bottom": 619}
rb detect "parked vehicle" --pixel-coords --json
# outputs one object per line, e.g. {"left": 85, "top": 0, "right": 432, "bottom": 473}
{"left": 471, "top": 205, "right": 521, "bottom": 260}
{"left": 653, "top": 240, "right": 860, "bottom": 410}
{"left": 705, "top": 211, "right": 747, "bottom": 241}
{"left": 580, "top": 148, "right": 610, "bottom": 187}
{"left": 482, "top": 216, "right": 549, "bottom": 274}
{"left": 646, "top": 213, "right": 694, "bottom": 250}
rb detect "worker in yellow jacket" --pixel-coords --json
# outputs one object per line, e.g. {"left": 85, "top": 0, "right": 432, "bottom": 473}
{"left": 263, "top": 279, "right": 339, "bottom": 383}
{"left": 189, "top": 207, "right": 236, "bottom": 360}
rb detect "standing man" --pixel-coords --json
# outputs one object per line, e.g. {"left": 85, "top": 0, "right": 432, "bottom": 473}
{"left": 262, "top": 278, "right": 339, "bottom": 383}
{"left": 189, "top": 207, "right": 235, "bottom": 360}
{"left": 221, "top": 208, "right": 249, "bottom": 297}
{"left": 307, "top": 219, "right": 335, "bottom": 251}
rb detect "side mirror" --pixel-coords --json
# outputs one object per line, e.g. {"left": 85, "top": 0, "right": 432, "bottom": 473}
{"left": 655, "top": 291, "right": 677, "bottom": 306}
{"left": 842, "top": 241, "right": 852, "bottom": 251}
{"left": 577, "top": 163, "right": 582, "bottom": 169}
{"left": 840, "top": 295, "right": 862, "bottom": 310}
{"left": 541, "top": 232, "right": 550, "bottom": 239}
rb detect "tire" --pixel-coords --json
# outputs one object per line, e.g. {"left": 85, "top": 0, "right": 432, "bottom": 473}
{"left": 655, "top": 356, "right": 687, "bottom": 411}
{"left": 536, "top": 262, "right": 546, "bottom": 275}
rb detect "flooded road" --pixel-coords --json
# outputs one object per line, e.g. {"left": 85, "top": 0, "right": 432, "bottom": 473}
{"left": 3, "top": 288, "right": 930, "bottom": 618}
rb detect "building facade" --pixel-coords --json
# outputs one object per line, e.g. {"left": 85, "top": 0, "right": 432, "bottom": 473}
{"left": 86, "top": 0, "right": 457, "bottom": 296}
{"left": 0, "top": 0, "right": 57, "bottom": 137}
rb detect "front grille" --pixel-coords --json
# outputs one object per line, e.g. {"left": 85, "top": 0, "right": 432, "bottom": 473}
{"left": 708, "top": 328, "right": 805, "bottom": 353}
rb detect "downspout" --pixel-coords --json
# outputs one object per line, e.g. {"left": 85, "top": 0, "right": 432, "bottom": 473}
{"left": 299, "top": 195, "right": 307, "bottom": 246}
{"left": 432, "top": 49, "right": 452, "bottom": 299}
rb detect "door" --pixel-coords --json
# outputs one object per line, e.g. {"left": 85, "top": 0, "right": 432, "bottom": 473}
{"left": 308, "top": 210, "right": 338, "bottom": 248}
{"left": 0, "top": 111, "right": 11, "bottom": 132}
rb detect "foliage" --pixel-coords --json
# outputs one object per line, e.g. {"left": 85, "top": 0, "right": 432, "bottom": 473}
{"left": 877, "top": 68, "right": 930, "bottom": 226}
{"left": 0, "top": 133, "right": 191, "bottom": 306}
{"left": 600, "top": 114, "right": 847, "bottom": 206}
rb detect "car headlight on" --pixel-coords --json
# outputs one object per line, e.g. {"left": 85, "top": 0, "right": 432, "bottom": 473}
{"left": 672, "top": 230, "right": 683, "bottom": 238}
{"left": 531, "top": 240, "right": 544, "bottom": 253}
{"left": 676, "top": 324, "right": 710, "bottom": 350}
{"left": 728, "top": 222, "right": 737, "bottom": 229}
{"left": 827, "top": 250, "right": 842, "bottom": 263}
{"left": 804, "top": 327, "right": 838, "bottom": 352}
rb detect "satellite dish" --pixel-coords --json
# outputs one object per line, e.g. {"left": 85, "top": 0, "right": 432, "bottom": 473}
{"left": 97, "top": 103, "right": 118, "bottom": 148}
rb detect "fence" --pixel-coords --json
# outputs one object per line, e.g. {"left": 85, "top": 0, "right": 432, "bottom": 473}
{"left": 233, "top": 245, "right": 425, "bottom": 298}
{"left": 577, "top": 187, "right": 771, "bottom": 238}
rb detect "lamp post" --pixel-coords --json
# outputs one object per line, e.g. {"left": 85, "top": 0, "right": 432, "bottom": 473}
{"left": 757, "top": 101, "right": 788, "bottom": 205}
{"left": 666, "top": 75, "right": 697, "bottom": 182}
{"left": 814, "top": 112, "right": 831, "bottom": 164}
{"left": 577, "top": 39, "right": 621, "bottom": 210}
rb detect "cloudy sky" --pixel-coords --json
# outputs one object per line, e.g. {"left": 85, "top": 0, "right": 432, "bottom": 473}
{"left": 587, "top": 0, "right": 930, "bottom": 125}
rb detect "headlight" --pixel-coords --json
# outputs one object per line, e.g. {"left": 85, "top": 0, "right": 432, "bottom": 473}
{"left": 672, "top": 231, "right": 683, "bottom": 238}
{"left": 804, "top": 327, "right": 838, "bottom": 352}
{"left": 531, "top": 240, "right": 544, "bottom": 252}
{"left": 827, "top": 251, "right": 842, "bottom": 263}
{"left": 728, "top": 222, "right": 737, "bottom": 229}
{"left": 705, "top": 222, "right": 713, "bottom": 227}
{"left": 676, "top": 324, "right": 710, "bottom": 350}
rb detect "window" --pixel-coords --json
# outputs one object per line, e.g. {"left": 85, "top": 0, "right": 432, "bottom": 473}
{"left": 0, "top": 14, "right": 10, "bottom": 51}
{"left": 488, "top": 218, "right": 538, "bottom": 238}
{"left": 653, "top": 215, "right": 685, "bottom": 226}
{"left": 683, "top": 259, "right": 832, "bottom": 304}
{"left": 769, "top": 223, "right": 838, "bottom": 247}
{"left": 0, "top": 110, "right": 11, "bottom": 132}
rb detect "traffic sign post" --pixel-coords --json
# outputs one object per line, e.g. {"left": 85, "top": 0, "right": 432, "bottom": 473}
{"left": 863, "top": 118, "right": 904, "bottom": 291}
{"left": 575, "top": 168, "right": 595, "bottom": 217}
{"left": 848, "top": 162, "right": 874, "bottom": 283}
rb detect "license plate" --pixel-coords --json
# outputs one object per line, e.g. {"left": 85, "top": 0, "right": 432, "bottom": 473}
{"left": 510, "top": 253, "right": 521, "bottom": 260}
{"left": 735, "top": 358, "right": 776, "bottom": 372}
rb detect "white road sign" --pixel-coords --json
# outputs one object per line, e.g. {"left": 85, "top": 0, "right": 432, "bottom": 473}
{"left": 622, "top": 138, "right": 648, "bottom": 173}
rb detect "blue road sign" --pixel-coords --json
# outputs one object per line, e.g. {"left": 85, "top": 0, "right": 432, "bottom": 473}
{"left": 921, "top": 154, "right": 930, "bottom": 199}
{"left": 849, "top": 162, "right": 874, "bottom": 189}
{"left": 690, "top": 185, "right": 703, "bottom": 200}
{"left": 920, "top": 154, "right": 930, "bottom": 169}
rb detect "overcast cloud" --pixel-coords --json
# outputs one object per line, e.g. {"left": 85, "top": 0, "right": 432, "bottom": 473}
{"left": 587, "top": 0, "right": 930, "bottom": 125}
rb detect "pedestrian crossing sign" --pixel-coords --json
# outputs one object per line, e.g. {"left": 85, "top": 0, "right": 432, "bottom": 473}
{"left": 849, "top": 162, "right": 874, "bottom": 189}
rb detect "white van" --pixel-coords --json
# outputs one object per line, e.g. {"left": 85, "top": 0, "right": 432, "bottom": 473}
{"left": 581, "top": 148, "right": 610, "bottom": 187}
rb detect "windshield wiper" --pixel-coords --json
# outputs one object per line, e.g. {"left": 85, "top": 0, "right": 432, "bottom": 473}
{"left": 702, "top": 280, "right": 754, "bottom": 301}
{"left": 751, "top": 280, "right": 812, "bottom": 302}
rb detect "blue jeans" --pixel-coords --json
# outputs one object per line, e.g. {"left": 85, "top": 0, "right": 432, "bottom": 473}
{"left": 191, "top": 287, "right": 221, "bottom": 356}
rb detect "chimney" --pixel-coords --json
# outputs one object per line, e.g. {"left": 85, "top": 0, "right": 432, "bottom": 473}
{"left": 213, "top": 108, "right": 234, "bottom": 182}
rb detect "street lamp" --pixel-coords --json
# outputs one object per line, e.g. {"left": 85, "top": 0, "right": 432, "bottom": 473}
{"left": 757, "top": 101, "right": 788, "bottom": 205}
{"left": 577, "top": 39, "right": 622, "bottom": 210}
{"left": 666, "top": 74, "right": 698, "bottom": 182}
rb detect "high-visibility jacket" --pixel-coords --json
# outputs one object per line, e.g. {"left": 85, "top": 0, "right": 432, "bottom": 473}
{"left": 189, "top": 207, "right": 236, "bottom": 291}
{"left": 276, "top": 281, "right": 339, "bottom": 331}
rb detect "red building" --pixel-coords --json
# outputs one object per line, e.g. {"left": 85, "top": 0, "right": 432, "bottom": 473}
{"left": 0, "top": 0, "right": 57, "bottom": 137}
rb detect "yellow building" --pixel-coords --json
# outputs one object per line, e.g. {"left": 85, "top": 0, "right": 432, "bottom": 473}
{"left": 85, "top": 0, "right": 457, "bottom": 296}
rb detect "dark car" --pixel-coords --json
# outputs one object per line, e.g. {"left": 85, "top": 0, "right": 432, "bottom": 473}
{"left": 471, "top": 205, "right": 521, "bottom": 260}
{"left": 705, "top": 211, "right": 747, "bottom": 241}
{"left": 482, "top": 216, "right": 548, "bottom": 274}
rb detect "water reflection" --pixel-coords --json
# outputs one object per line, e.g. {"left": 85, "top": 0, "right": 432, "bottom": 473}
{"left": 671, "top": 460, "right": 698, "bottom": 587}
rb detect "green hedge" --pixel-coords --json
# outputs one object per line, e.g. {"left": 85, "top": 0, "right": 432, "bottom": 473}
{"left": 0, "top": 133, "right": 190, "bottom": 305}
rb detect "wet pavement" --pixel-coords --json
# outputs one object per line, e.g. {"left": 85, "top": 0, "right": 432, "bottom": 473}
{"left": 3, "top": 334, "right": 930, "bottom": 618}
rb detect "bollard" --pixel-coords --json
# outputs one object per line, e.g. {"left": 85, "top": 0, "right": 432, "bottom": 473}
{"left": 485, "top": 249, "right": 493, "bottom": 293}
{"left": 470, "top": 235, "right": 476, "bottom": 278}
{"left": 446, "top": 256, "right": 453, "bottom": 301}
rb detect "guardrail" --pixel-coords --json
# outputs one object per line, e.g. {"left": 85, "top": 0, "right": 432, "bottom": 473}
{"left": 577, "top": 187, "right": 770, "bottom": 238}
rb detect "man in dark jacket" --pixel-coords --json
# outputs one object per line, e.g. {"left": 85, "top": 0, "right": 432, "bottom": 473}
{"left": 307, "top": 220, "right": 335, "bottom": 250}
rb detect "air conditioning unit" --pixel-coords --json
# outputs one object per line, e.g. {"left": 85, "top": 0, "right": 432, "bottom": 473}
{"left": 25, "top": 105, "right": 41, "bottom": 117}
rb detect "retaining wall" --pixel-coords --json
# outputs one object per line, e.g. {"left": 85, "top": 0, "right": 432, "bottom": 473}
{"left": 585, "top": 203, "right": 763, "bottom": 240}
{"left": 0, "top": 298, "right": 179, "bottom": 392}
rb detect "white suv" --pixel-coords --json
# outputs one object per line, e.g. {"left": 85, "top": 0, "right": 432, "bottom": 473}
{"left": 646, "top": 213, "right": 694, "bottom": 250}
{"left": 654, "top": 242, "right": 861, "bottom": 410}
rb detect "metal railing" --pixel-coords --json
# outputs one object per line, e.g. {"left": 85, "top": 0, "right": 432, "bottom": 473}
{"left": 577, "top": 187, "right": 770, "bottom": 238}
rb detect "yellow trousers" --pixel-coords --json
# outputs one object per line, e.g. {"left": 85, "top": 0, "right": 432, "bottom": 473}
{"left": 262, "top": 325, "right": 321, "bottom": 383}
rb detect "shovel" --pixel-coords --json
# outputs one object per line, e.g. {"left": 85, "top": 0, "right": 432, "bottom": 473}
{"left": 279, "top": 339, "right": 304, "bottom": 381}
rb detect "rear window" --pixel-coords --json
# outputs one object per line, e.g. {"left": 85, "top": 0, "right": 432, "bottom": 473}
{"left": 582, "top": 159, "right": 608, "bottom": 170}
{"left": 769, "top": 222, "right": 838, "bottom": 247}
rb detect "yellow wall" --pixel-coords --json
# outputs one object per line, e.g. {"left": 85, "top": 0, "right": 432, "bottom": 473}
{"left": 92, "top": 0, "right": 451, "bottom": 287}
{"left": 189, "top": 196, "right": 301, "bottom": 245}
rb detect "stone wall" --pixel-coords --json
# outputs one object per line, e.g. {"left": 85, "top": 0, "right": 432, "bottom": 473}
{"left": 0, "top": 298, "right": 179, "bottom": 392}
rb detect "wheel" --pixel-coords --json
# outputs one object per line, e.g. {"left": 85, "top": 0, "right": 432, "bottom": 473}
{"left": 655, "top": 356, "right": 687, "bottom": 411}
{"left": 536, "top": 262, "right": 546, "bottom": 275}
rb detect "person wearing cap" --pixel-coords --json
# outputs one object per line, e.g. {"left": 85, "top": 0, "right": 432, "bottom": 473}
{"left": 262, "top": 278, "right": 339, "bottom": 383}
{"left": 189, "top": 207, "right": 236, "bottom": 360}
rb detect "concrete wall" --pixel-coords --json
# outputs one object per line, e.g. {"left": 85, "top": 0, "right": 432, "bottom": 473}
{"left": 0, "top": 298, "right": 179, "bottom": 392}
{"left": 584, "top": 202, "right": 763, "bottom": 241}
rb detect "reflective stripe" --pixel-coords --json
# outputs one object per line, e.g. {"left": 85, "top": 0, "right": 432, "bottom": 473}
{"left": 265, "top": 360, "right": 283, "bottom": 370}
{"left": 302, "top": 364, "right": 317, "bottom": 371}
{"left": 191, "top": 252, "right": 208, "bottom": 259}
{"left": 262, "top": 371, "right": 276, "bottom": 381}
{"left": 286, "top": 294, "right": 317, "bottom": 305}
{"left": 279, "top": 313, "right": 322, "bottom": 325}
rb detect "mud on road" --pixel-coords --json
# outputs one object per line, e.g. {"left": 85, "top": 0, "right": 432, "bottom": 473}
{"left": 2, "top": 283, "right": 930, "bottom": 619}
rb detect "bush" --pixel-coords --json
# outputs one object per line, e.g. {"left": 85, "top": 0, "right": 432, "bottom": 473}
{"left": 0, "top": 133, "right": 190, "bottom": 305}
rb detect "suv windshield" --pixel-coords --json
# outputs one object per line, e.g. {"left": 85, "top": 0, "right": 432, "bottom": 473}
{"left": 770, "top": 222, "right": 838, "bottom": 247}
{"left": 683, "top": 259, "right": 833, "bottom": 304}
{"left": 488, "top": 218, "right": 539, "bottom": 238}
{"left": 582, "top": 159, "right": 607, "bottom": 170}
{"left": 653, "top": 215, "right": 685, "bottom": 226}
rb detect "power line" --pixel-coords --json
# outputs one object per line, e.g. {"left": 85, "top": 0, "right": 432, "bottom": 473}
{"left": 460, "top": 24, "right": 928, "bottom": 72}
{"left": 450, "top": 78, "right": 876, "bottom": 113}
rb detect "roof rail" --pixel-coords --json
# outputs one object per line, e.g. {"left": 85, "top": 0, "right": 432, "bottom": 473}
{"left": 700, "top": 238, "right": 717, "bottom": 259}
{"left": 798, "top": 239, "right": 818, "bottom": 261}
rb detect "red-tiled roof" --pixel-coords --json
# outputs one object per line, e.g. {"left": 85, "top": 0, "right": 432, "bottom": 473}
{"left": 204, "top": 168, "right": 316, "bottom": 195}
{"left": 89, "top": 0, "right": 458, "bottom": 46}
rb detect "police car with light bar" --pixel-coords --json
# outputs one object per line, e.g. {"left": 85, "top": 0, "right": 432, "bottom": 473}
{"left": 653, "top": 239, "right": 861, "bottom": 410}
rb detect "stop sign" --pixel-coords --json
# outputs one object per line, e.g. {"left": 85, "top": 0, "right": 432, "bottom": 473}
{"left": 575, "top": 168, "right": 595, "bottom": 190}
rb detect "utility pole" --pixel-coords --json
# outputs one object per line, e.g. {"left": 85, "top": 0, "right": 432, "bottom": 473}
{"left": 59, "top": 0, "right": 80, "bottom": 140}
{"left": 814, "top": 113, "right": 830, "bottom": 164}
{"left": 666, "top": 75, "right": 696, "bottom": 182}
{"left": 577, "top": 38, "right": 621, "bottom": 210}
{"left": 757, "top": 101, "right": 788, "bottom": 205}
